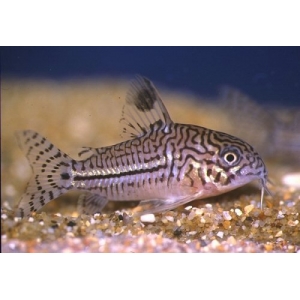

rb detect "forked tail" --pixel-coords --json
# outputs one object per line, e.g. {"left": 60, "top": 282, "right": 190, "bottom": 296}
{"left": 15, "top": 130, "right": 73, "bottom": 217}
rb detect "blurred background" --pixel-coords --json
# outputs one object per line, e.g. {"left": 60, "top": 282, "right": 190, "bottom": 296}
{"left": 1, "top": 46, "right": 300, "bottom": 107}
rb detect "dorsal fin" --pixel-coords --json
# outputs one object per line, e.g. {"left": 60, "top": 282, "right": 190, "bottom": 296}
{"left": 120, "top": 76, "right": 173, "bottom": 139}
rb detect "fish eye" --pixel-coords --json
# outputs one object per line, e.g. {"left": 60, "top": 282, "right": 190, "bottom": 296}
{"left": 224, "top": 152, "right": 237, "bottom": 164}
{"left": 220, "top": 147, "right": 241, "bottom": 166}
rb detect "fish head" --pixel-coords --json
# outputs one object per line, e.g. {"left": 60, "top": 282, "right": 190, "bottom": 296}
{"left": 204, "top": 130, "right": 270, "bottom": 202}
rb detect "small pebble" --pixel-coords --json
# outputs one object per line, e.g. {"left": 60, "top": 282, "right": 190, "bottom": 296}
{"left": 288, "top": 220, "right": 299, "bottom": 226}
{"left": 222, "top": 211, "right": 232, "bottom": 221}
{"left": 244, "top": 204, "right": 254, "bottom": 215}
{"left": 235, "top": 208, "right": 242, "bottom": 216}
{"left": 252, "top": 220, "right": 260, "bottom": 228}
{"left": 188, "top": 231, "right": 197, "bottom": 236}
{"left": 195, "top": 208, "right": 204, "bottom": 215}
{"left": 222, "top": 220, "right": 231, "bottom": 229}
{"left": 264, "top": 243, "right": 273, "bottom": 251}
{"left": 210, "top": 239, "right": 220, "bottom": 249}
{"left": 216, "top": 231, "right": 224, "bottom": 238}
{"left": 140, "top": 214, "right": 156, "bottom": 223}
{"left": 165, "top": 216, "right": 174, "bottom": 222}
{"left": 277, "top": 211, "right": 285, "bottom": 220}
{"left": 227, "top": 236, "right": 236, "bottom": 245}
{"left": 282, "top": 172, "right": 300, "bottom": 188}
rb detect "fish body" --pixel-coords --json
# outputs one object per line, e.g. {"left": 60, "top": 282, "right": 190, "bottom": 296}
{"left": 15, "top": 76, "right": 270, "bottom": 217}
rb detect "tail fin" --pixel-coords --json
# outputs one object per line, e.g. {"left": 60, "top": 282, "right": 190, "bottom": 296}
{"left": 15, "top": 130, "right": 74, "bottom": 217}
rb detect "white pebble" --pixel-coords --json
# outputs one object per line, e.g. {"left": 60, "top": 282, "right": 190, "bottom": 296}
{"left": 277, "top": 211, "right": 285, "bottom": 220}
{"left": 235, "top": 208, "right": 243, "bottom": 216}
{"left": 28, "top": 217, "right": 34, "bottom": 222}
{"left": 216, "top": 231, "right": 224, "bottom": 238}
{"left": 185, "top": 205, "right": 193, "bottom": 211}
{"left": 188, "top": 231, "right": 197, "bottom": 236}
{"left": 282, "top": 172, "right": 300, "bottom": 188}
{"left": 252, "top": 220, "right": 260, "bottom": 228}
{"left": 140, "top": 214, "right": 156, "bottom": 223}
{"left": 288, "top": 220, "right": 299, "bottom": 226}
{"left": 222, "top": 211, "right": 232, "bottom": 221}
{"left": 165, "top": 216, "right": 174, "bottom": 222}
{"left": 195, "top": 208, "right": 204, "bottom": 215}
{"left": 211, "top": 239, "right": 220, "bottom": 249}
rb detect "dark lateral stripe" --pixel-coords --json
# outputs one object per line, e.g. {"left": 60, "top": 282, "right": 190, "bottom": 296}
{"left": 73, "top": 165, "right": 166, "bottom": 181}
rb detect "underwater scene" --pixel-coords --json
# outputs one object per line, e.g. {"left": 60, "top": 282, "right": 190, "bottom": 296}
{"left": 1, "top": 47, "right": 299, "bottom": 252}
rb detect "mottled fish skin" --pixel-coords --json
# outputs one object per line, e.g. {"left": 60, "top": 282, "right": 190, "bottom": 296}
{"left": 15, "top": 76, "right": 270, "bottom": 217}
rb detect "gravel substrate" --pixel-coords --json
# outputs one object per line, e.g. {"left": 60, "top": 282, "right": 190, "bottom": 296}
{"left": 2, "top": 186, "right": 299, "bottom": 253}
{"left": 1, "top": 78, "right": 299, "bottom": 253}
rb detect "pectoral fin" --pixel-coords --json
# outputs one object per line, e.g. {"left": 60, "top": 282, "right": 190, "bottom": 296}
{"left": 133, "top": 196, "right": 195, "bottom": 215}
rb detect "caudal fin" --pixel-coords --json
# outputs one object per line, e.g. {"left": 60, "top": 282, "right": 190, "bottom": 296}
{"left": 15, "top": 130, "right": 74, "bottom": 217}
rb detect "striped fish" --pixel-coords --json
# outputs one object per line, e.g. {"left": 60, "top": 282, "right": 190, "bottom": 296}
{"left": 15, "top": 76, "right": 271, "bottom": 217}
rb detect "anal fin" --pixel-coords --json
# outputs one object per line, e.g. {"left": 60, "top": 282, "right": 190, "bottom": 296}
{"left": 78, "top": 193, "right": 108, "bottom": 215}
